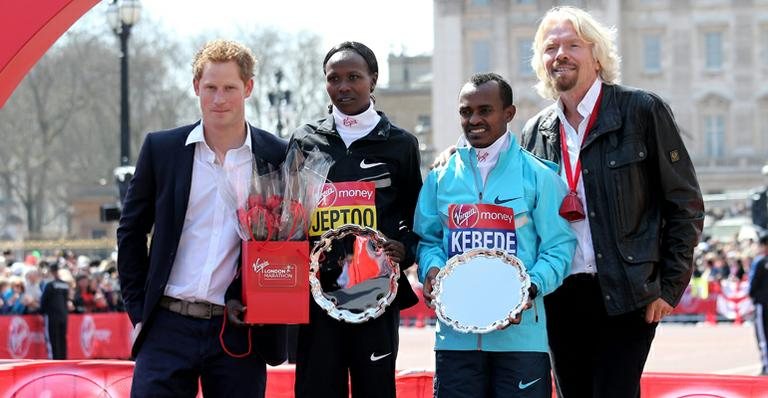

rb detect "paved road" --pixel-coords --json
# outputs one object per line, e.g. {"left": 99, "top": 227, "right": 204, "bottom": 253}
{"left": 396, "top": 322, "right": 763, "bottom": 376}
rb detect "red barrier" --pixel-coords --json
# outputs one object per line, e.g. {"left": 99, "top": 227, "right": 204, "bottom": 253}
{"left": 0, "top": 314, "right": 132, "bottom": 359}
{"left": 400, "top": 282, "right": 436, "bottom": 327}
{"left": 0, "top": 360, "right": 133, "bottom": 398}
{"left": 641, "top": 372, "right": 768, "bottom": 398}
{"left": 1, "top": 362, "right": 768, "bottom": 398}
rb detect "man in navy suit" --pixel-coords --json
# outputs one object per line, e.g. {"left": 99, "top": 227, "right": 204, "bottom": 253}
{"left": 117, "top": 39, "right": 287, "bottom": 398}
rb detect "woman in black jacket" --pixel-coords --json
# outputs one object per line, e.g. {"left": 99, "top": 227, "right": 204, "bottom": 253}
{"left": 290, "top": 41, "right": 422, "bottom": 398}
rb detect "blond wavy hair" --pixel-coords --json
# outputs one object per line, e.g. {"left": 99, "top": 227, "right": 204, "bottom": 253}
{"left": 192, "top": 39, "right": 256, "bottom": 84}
{"left": 531, "top": 6, "right": 621, "bottom": 100}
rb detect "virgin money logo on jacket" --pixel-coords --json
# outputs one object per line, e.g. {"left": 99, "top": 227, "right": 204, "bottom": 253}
{"left": 317, "top": 182, "right": 374, "bottom": 207}
{"left": 318, "top": 184, "right": 338, "bottom": 207}
{"left": 448, "top": 204, "right": 517, "bottom": 257}
{"left": 450, "top": 204, "right": 479, "bottom": 229}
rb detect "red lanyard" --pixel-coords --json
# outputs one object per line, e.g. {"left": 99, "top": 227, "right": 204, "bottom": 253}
{"left": 559, "top": 88, "right": 603, "bottom": 194}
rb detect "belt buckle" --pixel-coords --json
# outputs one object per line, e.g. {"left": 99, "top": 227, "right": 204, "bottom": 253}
{"left": 177, "top": 300, "right": 189, "bottom": 316}
{"left": 202, "top": 303, "right": 212, "bottom": 319}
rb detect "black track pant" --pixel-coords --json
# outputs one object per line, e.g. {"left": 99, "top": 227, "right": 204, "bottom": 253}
{"left": 295, "top": 300, "right": 399, "bottom": 398}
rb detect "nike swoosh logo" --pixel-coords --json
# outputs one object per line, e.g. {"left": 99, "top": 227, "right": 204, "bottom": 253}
{"left": 370, "top": 352, "right": 392, "bottom": 362}
{"left": 518, "top": 378, "right": 541, "bottom": 390}
{"left": 360, "top": 159, "right": 385, "bottom": 169}
{"left": 494, "top": 196, "right": 514, "bottom": 205}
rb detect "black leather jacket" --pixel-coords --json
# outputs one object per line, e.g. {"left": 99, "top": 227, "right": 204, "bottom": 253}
{"left": 521, "top": 83, "right": 704, "bottom": 315}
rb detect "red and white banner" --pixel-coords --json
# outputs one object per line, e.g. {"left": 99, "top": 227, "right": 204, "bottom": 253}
{"left": 0, "top": 313, "right": 132, "bottom": 359}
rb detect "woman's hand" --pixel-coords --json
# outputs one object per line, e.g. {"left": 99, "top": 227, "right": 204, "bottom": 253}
{"left": 383, "top": 240, "right": 406, "bottom": 264}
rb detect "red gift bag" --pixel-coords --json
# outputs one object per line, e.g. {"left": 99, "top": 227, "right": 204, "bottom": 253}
{"left": 241, "top": 240, "right": 310, "bottom": 324}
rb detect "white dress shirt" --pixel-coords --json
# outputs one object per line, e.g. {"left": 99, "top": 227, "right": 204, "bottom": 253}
{"left": 554, "top": 78, "right": 602, "bottom": 275}
{"left": 164, "top": 122, "right": 254, "bottom": 305}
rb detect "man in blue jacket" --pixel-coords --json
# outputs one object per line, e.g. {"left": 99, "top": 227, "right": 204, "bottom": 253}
{"left": 415, "top": 72, "right": 576, "bottom": 398}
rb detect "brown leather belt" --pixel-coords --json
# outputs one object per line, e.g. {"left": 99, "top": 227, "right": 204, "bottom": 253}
{"left": 158, "top": 296, "right": 224, "bottom": 319}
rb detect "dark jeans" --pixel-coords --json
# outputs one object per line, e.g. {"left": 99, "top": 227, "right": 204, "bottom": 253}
{"left": 546, "top": 274, "right": 657, "bottom": 398}
{"left": 131, "top": 308, "right": 267, "bottom": 398}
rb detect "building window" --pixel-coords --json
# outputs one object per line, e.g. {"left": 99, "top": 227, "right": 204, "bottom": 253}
{"left": 704, "top": 32, "right": 723, "bottom": 71}
{"left": 471, "top": 0, "right": 489, "bottom": 5}
{"left": 643, "top": 34, "right": 661, "bottom": 73}
{"left": 472, "top": 40, "right": 491, "bottom": 73}
{"left": 516, "top": 0, "right": 534, "bottom": 4}
{"left": 517, "top": 39, "right": 533, "bottom": 76}
{"left": 704, "top": 114, "right": 725, "bottom": 158}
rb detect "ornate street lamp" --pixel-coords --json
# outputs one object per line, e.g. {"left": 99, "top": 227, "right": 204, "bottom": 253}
{"left": 268, "top": 69, "right": 292, "bottom": 137}
{"left": 107, "top": 0, "right": 141, "bottom": 168}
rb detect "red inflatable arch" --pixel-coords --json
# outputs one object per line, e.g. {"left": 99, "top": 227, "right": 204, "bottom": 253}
{"left": 0, "top": 0, "right": 99, "bottom": 108}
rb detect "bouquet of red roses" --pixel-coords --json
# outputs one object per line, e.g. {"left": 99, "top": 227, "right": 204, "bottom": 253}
{"left": 228, "top": 142, "right": 331, "bottom": 242}
{"left": 227, "top": 142, "right": 331, "bottom": 324}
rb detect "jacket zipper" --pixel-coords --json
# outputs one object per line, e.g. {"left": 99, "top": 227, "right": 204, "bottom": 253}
{"left": 469, "top": 152, "right": 484, "bottom": 202}
{"left": 470, "top": 150, "right": 484, "bottom": 351}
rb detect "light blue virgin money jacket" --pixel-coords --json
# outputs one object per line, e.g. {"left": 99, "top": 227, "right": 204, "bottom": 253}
{"left": 415, "top": 133, "right": 576, "bottom": 352}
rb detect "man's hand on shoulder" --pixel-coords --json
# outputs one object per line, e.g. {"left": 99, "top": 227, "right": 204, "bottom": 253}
{"left": 430, "top": 145, "right": 457, "bottom": 169}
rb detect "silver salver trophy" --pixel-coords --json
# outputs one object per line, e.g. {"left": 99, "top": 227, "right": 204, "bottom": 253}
{"left": 433, "top": 248, "right": 531, "bottom": 333}
{"left": 309, "top": 224, "right": 399, "bottom": 323}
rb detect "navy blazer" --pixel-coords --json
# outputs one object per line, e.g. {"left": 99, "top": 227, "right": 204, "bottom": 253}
{"left": 117, "top": 121, "right": 287, "bottom": 358}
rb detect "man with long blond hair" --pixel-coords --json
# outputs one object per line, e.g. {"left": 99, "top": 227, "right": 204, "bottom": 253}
{"left": 118, "top": 39, "right": 287, "bottom": 397}
{"left": 521, "top": 6, "right": 704, "bottom": 397}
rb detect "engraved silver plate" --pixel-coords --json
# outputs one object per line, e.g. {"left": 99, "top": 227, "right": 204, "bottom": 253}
{"left": 433, "top": 248, "right": 530, "bottom": 334}
{"left": 309, "top": 224, "right": 399, "bottom": 323}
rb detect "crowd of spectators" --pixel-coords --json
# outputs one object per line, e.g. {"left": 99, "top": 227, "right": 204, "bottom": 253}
{"left": 688, "top": 201, "right": 764, "bottom": 307}
{"left": 703, "top": 202, "right": 762, "bottom": 267}
{"left": 0, "top": 249, "right": 123, "bottom": 315}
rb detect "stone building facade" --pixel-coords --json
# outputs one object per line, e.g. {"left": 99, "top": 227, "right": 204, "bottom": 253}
{"left": 433, "top": 0, "right": 768, "bottom": 193}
